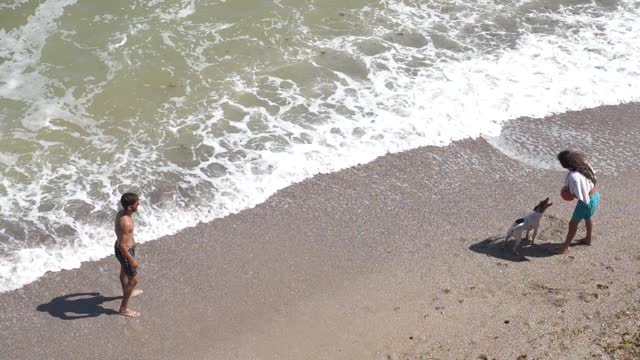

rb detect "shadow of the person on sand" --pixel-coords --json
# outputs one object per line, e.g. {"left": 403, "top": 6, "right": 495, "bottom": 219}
{"left": 469, "top": 236, "right": 561, "bottom": 262}
{"left": 37, "top": 292, "right": 121, "bottom": 320}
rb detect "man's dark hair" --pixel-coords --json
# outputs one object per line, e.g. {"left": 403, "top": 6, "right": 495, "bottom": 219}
{"left": 121, "top": 192, "right": 139, "bottom": 209}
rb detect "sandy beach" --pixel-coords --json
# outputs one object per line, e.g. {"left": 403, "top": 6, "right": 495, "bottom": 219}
{"left": 1, "top": 103, "right": 640, "bottom": 359}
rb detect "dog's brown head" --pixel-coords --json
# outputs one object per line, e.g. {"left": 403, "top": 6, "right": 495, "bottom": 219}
{"left": 533, "top": 197, "right": 552, "bottom": 213}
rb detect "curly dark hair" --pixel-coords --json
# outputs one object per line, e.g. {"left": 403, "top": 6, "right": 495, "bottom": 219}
{"left": 557, "top": 150, "right": 597, "bottom": 184}
{"left": 120, "top": 192, "right": 139, "bottom": 209}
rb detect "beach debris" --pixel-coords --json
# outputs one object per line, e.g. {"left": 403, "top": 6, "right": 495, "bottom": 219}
{"left": 579, "top": 292, "right": 599, "bottom": 303}
{"left": 600, "top": 263, "right": 615, "bottom": 272}
{"left": 477, "top": 355, "right": 488, "bottom": 360}
{"left": 443, "top": 289, "right": 451, "bottom": 294}
{"left": 517, "top": 355, "right": 528, "bottom": 360}
{"left": 504, "top": 320, "right": 510, "bottom": 324}
{"left": 596, "top": 284, "right": 609, "bottom": 290}
{"left": 551, "top": 297, "right": 568, "bottom": 308}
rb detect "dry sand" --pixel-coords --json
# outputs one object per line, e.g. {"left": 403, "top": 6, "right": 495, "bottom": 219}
{"left": 1, "top": 103, "right": 640, "bottom": 359}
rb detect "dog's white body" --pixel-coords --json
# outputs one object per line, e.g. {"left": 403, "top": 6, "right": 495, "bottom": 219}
{"left": 505, "top": 211, "right": 543, "bottom": 252}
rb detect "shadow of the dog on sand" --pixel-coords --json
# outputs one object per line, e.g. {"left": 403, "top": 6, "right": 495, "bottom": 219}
{"left": 469, "top": 237, "right": 560, "bottom": 262}
{"left": 468, "top": 214, "right": 568, "bottom": 262}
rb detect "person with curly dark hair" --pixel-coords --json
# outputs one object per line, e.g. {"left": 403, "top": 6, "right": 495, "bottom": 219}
{"left": 557, "top": 150, "right": 600, "bottom": 254}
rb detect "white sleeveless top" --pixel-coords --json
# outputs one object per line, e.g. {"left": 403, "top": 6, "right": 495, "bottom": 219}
{"left": 564, "top": 170, "right": 595, "bottom": 205}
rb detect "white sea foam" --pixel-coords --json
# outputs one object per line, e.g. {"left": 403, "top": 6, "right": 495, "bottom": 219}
{"left": 0, "top": 0, "right": 30, "bottom": 10}
{"left": 109, "top": 34, "right": 128, "bottom": 50}
{"left": 156, "top": 0, "right": 196, "bottom": 21}
{"left": 0, "top": 153, "right": 18, "bottom": 166}
{"left": 0, "top": 0, "right": 81, "bottom": 131}
{"left": 1, "top": 0, "right": 640, "bottom": 292}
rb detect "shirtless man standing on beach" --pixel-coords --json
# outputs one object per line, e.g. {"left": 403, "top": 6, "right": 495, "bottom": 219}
{"left": 115, "top": 192, "right": 143, "bottom": 317}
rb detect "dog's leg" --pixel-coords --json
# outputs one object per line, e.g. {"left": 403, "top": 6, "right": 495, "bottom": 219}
{"left": 505, "top": 228, "right": 512, "bottom": 241}
{"left": 531, "top": 224, "right": 539, "bottom": 244}
{"left": 504, "top": 228, "right": 514, "bottom": 249}
{"left": 512, "top": 232, "right": 522, "bottom": 253}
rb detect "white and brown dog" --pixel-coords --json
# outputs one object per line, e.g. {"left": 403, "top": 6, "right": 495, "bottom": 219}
{"left": 504, "top": 198, "right": 552, "bottom": 253}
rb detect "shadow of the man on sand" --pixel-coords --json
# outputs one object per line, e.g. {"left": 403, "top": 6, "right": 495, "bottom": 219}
{"left": 469, "top": 237, "right": 560, "bottom": 262}
{"left": 37, "top": 292, "right": 121, "bottom": 320}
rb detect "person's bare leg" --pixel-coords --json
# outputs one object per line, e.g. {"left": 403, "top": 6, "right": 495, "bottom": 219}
{"left": 120, "top": 267, "right": 143, "bottom": 297}
{"left": 558, "top": 219, "right": 579, "bottom": 254}
{"left": 119, "top": 267, "right": 128, "bottom": 294}
{"left": 583, "top": 219, "right": 593, "bottom": 245}
{"left": 119, "top": 275, "right": 140, "bottom": 317}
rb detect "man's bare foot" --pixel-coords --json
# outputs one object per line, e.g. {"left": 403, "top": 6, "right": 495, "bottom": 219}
{"left": 557, "top": 246, "right": 569, "bottom": 254}
{"left": 119, "top": 308, "right": 140, "bottom": 317}
{"left": 132, "top": 289, "right": 143, "bottom": 297}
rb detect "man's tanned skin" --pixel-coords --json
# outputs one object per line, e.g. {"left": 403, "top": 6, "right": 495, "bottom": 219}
{"left": 115, "top": 193, "right": 142, "bottom": 317}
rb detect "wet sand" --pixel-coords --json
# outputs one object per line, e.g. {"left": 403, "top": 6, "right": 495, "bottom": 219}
{"left": 1, "top": 103, "right": 640, "bottom": 359}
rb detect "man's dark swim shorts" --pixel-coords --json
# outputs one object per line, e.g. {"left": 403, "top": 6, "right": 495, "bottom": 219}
{"left": 114, "top": 242, "right": 137, "bottom": 276}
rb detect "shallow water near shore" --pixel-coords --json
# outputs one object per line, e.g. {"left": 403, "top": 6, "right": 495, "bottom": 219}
{"left": 1, "top": 0, "right": 640, "bottom": 291}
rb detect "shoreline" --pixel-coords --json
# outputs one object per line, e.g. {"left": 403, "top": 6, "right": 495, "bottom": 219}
{"left": 2, "top": 103, "right": 640, "bottom": 359}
